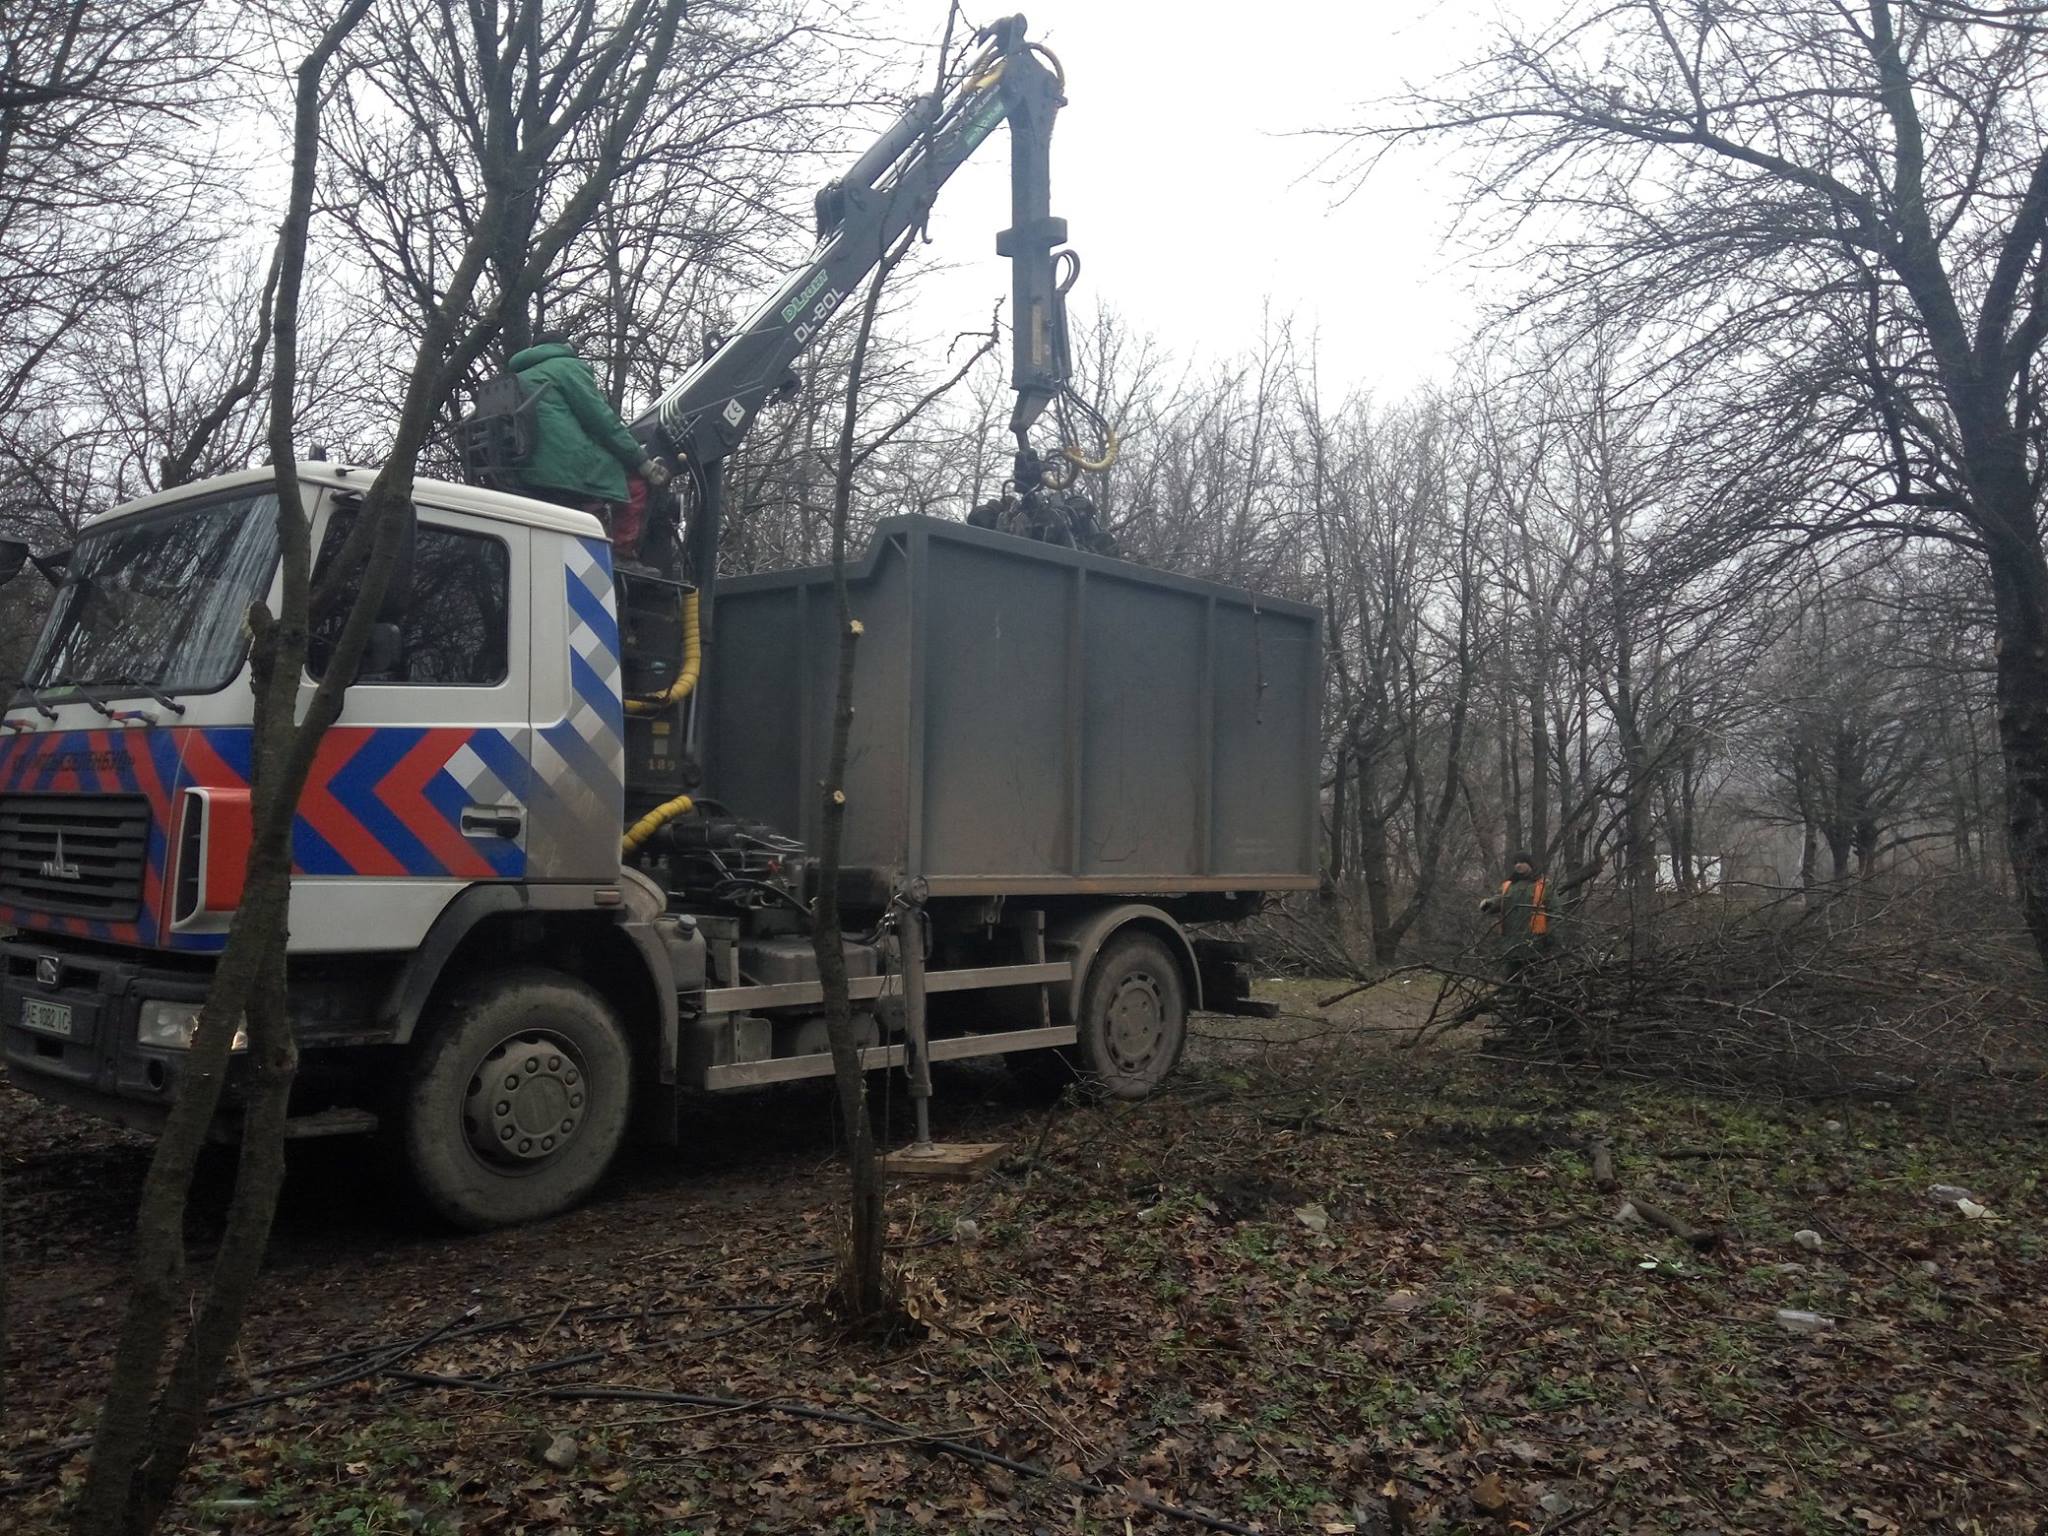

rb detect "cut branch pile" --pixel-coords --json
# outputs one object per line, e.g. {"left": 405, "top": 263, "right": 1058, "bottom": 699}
{"left": 1449, "top": 879, "right": 2048, "bottom": 1098}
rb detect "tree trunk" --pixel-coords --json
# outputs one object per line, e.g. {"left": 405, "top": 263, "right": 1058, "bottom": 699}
{"left": 811, "top": 239, "right": 902, "bottom": 1327}
{"left": 1325, "top": 741, "right": 1347, "bottom": 889}
{"left": 1525, "top": 679, "right": 1549, "bottom": 864}
{"left": 1498, "top": 695, "right": 1523, "bottom": 859}
{"left": 1355, "top": 756, "right": 1397, "bottom": 964}
{"left": 1988, "top": 537, "right": 2048, "bottom": 966}
{"left": 74, "top": 13, "right": 374, "bottom": 1529}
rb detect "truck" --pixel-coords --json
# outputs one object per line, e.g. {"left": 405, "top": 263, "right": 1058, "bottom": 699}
{"left": 0, "top": 18, "right": 1320, "bottom": 1229}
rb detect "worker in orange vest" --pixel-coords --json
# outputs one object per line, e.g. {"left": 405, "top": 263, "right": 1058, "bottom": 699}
{"left": 1479, "top": 851, "right": 1552, "bottom": 978}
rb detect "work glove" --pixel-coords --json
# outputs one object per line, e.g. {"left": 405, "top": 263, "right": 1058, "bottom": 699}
{"left": 639, "top": 458, "right": 672, "bottom": 488}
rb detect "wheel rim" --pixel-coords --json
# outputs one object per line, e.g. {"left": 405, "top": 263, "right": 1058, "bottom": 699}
{"left": 462, "top": 1031, "right": 589, "bottom": 1170}
{"left": 1103, "top": 968, "right": 1167, "bottom": 1074}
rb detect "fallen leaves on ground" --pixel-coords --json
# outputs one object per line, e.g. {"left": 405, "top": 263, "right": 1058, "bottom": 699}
{"left": 3, "top": 976, "right": 2045, "bottom": 1534}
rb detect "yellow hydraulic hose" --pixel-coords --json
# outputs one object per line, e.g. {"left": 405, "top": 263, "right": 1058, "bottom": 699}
{"left": 622, "top": 794, "right": 695, "bottom": 854}
{"left": 1063, "top": 426, "right": 1120, "bottom": 474}
{"left": 625, "top": 588, "right": 701, "bottom": 716}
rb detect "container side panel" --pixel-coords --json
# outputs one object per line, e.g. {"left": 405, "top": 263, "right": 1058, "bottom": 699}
{"left": 919, "top": 540, "right": 1070, "bottom": 878}
{"left": 1079, "top": 575, "right": 1203, "bottom": 878}
{"left": 833, "top": 545, "right": 913, "bottom": 874}
{"left": 705, "top": 518, "right": 1321, "bottom": 895}
{"left": 707, "top": 589, "right": 805, "bottom": 833}
{"left": 1210, "top": 603, "right": 1319, "bottom": 879}
{"left": 708, "top": 551, "right": 911, "bottom": 872}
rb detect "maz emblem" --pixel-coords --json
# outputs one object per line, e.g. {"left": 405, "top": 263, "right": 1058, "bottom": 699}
{"left": 38, "top": 830, "right": 80, "bottom": 882}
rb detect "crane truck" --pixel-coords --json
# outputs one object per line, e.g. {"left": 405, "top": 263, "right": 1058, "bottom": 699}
{"left": 0, "top": 18, "right": 1320, "bottom": 1229}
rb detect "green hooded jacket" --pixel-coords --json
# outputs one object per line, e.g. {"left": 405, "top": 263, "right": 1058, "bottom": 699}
{"left": 508, "top": 342, "right": 644, "bottom": 503}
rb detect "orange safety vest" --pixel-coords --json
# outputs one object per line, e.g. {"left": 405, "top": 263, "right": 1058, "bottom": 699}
{"left": 1499, "top": 877, "right": 1548, "bottom": 936}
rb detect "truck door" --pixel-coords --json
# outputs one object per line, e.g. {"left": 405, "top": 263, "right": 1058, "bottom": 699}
{"left": 289, "top": 498, "right": 531, "bottom": 953}
{"left": 522, "top": 530, "right": 625, "bottom": 883}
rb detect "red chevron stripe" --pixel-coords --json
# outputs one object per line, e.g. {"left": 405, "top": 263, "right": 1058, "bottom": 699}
{"left": 126, "top": 730, "right": 175, "bottom": 941}
{"left": 125, "top": 730, "right": 172, "bottom": 819}
{"left": 296, "top": 730, "right": 404, "bottom": 876}
{"left": 86, "top": 729, "right": 111, "bottom": 791}
{"left": 179, "top": 729, "right": 248, "bottom": 792}
{"left": 26, "top": 732, "right": 59, "bottom": 790}
{"left": 42, "top": 738, "right": 82, "bottom": 792}
{"left": 374, "top": 728, "right": 494, "bottom": 880}
{"left": 2, "top": 732, "right": 43, "bottom": 791}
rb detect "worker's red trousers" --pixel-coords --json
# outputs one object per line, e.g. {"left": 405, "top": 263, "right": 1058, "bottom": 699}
{"left": 612, "top": 476, "right": 648, "bottom": 559}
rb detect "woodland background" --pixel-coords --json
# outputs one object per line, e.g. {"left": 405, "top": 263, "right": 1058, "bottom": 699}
{"left": 4, "top": 0, "right": 2046, "bottom": 1082}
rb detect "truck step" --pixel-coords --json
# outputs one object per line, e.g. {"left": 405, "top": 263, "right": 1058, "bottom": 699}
{"left": 282, "top": 1108, "right": 381, "bottom": 1140}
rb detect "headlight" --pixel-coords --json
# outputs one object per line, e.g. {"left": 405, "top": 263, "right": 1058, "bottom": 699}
{"left": 136, "top": 1000, "right": 248, "bottom": 1052}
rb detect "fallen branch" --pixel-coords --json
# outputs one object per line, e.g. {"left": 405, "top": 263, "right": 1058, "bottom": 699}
{"left": 1256, "top": 1110, "right": 1377, "bottom": 1140}
{"left": 1627, "top": 1198, "right": 1720, "bottom": 1253}
{"left": 1315, "top": 964, "right": 1436, "bottom": 1010}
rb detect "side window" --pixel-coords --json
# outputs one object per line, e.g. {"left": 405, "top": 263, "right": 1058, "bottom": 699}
{"left": 310, "top": 511, "right": 511, "bottom": 685}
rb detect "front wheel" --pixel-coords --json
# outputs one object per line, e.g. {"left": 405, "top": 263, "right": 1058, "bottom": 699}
{"left": 1073, "top": 932, "right": 1188, "bottom": 1099}
{"left": 401, "top": 967, "right": 632, "bottom": 1230}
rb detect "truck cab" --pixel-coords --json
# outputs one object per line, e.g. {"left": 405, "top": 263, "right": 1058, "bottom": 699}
{"left": 0, "top": 469, "right": 633, "bottom": 1159}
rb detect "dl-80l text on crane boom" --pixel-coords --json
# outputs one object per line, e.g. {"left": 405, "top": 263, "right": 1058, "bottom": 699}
{"left": 0, "top": 19, "right": 1320, "bottom": 1230}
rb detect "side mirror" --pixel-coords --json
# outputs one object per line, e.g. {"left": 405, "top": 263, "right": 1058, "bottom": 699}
{"left": 0, "top": 540, "right": 27, "bottom": 587}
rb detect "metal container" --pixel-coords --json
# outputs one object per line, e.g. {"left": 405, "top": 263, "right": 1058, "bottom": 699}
{"left": 705, "top": 516, "right": 1321, "bottom": 899}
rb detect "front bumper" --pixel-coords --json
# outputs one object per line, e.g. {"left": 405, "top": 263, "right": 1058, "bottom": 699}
{"left": 0, "top": 936, "right": 236, "bottom": 1116}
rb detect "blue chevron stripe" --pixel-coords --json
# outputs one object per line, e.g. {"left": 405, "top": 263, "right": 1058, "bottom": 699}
{"left": 146, "top": 731, "right": 183, "bottom": 881}
{"left": 464, "top": 727, "right": 532, "bottom": 800}
{"left": 291, "top": 817, "right": 352, "bottom": 876}
{"left": 576, "top": 536, "right": 615, "bottom": 581}
{"left": 204, "top": 728, "right": 254, "bottom": 783}
{"left": 75, "top": 734, "right": 104, "bottom": 794}
{"left": 31, "top": 732, "right": 71, "bottom": 791}
{"left": 565, "top": 566, "right": 620, "bottom": 660}
{"left": 568, "top": 651, "right": 623, "bottom": 739}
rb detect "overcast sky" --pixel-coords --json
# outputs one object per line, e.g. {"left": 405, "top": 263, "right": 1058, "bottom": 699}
{"left": 863, "top": 0, "right": 1501, "bottom": 399}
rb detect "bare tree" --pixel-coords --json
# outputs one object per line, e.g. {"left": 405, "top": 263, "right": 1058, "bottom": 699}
{"left": 1309, "top": 387, "right": 1484, "bottom": 962}
{"left": 314, "top": 0, "right": 851, "bottom": 458}
{"left": 75, "top": 3, "right": 694, "bottom": 1528}
{"left": 72, "top": 19, "right": 371, "bottom": 1529}
{"left": 1364, "top": 0, "right": 2048, "bottom": 970}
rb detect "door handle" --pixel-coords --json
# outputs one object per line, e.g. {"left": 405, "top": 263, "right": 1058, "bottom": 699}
{"left": 461, "top": 806, "right": 525, "bottom": 840}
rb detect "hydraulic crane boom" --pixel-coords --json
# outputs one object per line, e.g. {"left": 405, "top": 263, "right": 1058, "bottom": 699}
{"left": 631, "top": 15, "right": 1109, "bottom": 598}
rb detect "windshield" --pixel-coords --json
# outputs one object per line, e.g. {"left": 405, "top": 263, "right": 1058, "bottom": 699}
{"left": 21, "top": 489, "right": 280, "bottom": 698}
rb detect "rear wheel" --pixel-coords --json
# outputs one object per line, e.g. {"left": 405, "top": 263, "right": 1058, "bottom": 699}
{"left": 1073, "top": 932, "right": 1188, "bottom": 1099}
{"left": 402, "top": 967, "right": 631, "bottom": 1230}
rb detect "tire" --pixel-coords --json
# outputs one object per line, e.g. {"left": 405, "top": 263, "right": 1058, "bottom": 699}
{"left": 401, "top": 967, "right": 632, "bottom": 1231}
{"left": 1072, "top": 932, "right": 1188, "bottom": 1100}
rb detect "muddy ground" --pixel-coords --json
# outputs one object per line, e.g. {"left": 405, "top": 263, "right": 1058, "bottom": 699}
{"left": 4, "top": 978, "right": 2045, "bottom": 1534}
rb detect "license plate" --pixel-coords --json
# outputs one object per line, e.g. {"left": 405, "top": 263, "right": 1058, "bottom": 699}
{"left": 20, "top": 997, "right": 72, "bottom": 1038}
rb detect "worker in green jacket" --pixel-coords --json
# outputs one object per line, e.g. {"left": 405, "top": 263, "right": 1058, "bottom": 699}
{"left": 508, "top": 333, "right": 670, "bottom": 550}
